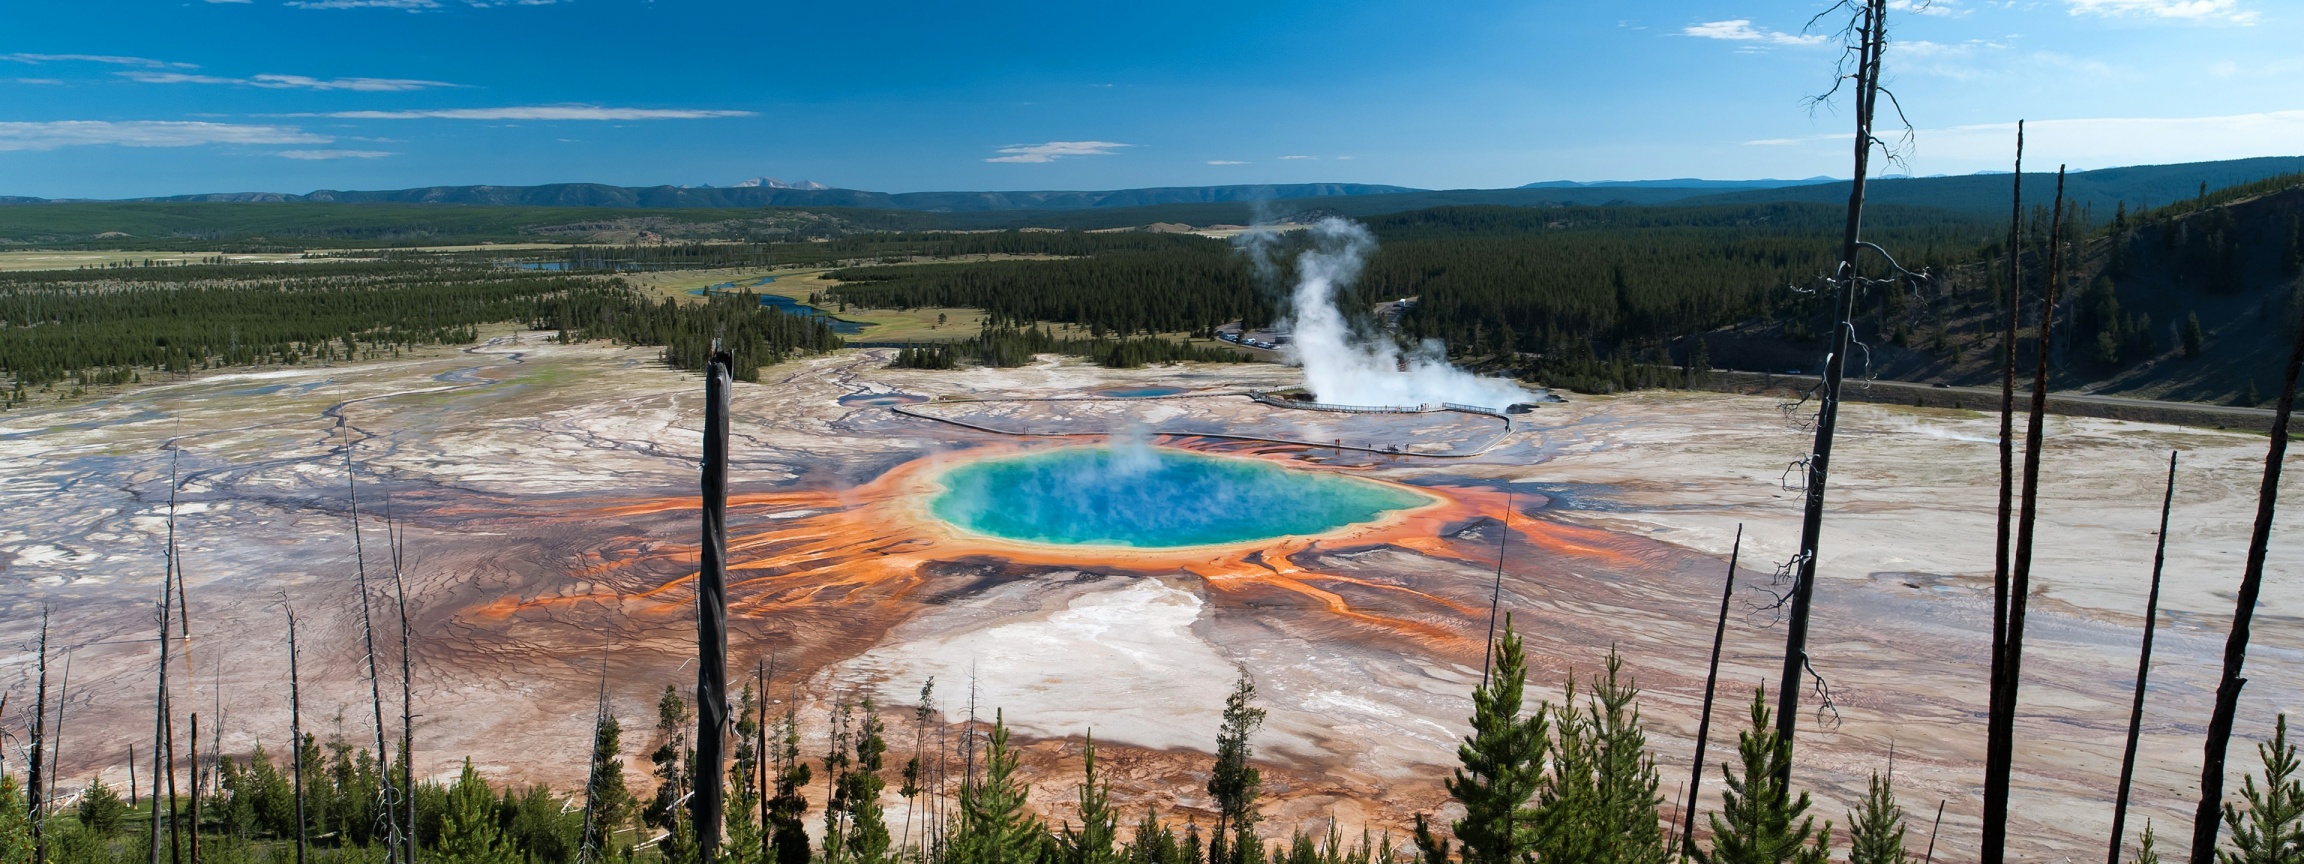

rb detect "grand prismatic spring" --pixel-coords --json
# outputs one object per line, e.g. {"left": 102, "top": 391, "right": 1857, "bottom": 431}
{"left": 1, "top": 335, "right": 2300, "bottom": 863}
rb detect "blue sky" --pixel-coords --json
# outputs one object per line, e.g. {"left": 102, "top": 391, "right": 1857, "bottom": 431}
{"left": 3, "top": 0, "right": 2298, "bottom": 198}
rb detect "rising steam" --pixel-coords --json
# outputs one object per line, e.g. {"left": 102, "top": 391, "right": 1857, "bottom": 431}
{"left": 1240, "top": 218, "right": 1532, "bottom": 411}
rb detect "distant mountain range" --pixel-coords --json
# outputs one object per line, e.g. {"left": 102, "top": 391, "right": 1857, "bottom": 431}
{"left": 12, "top": 182, "right": 1423, "bottom": 213}
{"left": 4, "top": 157, "right": 2298, "bottom": 219}
{"left": 1520, "top": 177, "right": 1837, "bottom": 190}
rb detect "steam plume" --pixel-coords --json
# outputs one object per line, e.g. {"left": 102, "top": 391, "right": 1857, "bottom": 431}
{"left": 1242, "top": 218, "right": 1531, "bottom": 411}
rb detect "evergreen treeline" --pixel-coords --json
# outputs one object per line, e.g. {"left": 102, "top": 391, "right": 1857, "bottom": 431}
{"left": 9, "top": 623, "right": 2303, "bottom": 864}
{"left": 0, "top": 263, "right": 841, "bottom": 406}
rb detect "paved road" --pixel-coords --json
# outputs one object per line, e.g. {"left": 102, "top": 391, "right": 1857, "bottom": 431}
{"left": 1707, "top": 369, "right": 2280, "bottom": 431}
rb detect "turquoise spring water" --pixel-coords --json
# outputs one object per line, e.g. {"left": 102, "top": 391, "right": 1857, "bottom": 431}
{"left": 929, "top": 446, "right": 1429, "bottom": 548}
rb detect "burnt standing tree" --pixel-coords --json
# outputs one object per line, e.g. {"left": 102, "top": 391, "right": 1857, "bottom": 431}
{"left": 2107, "top": 451, "right": 2178, "bottom": 864}
{"left": 1682, "top": 526, "right": 1743, "bottom": 858}
{"left": 1982, "top": 120, "right": 2024, "bottom": 864}
{"left": 2188, "top": 297, "right": 2304, "bottom": 863}
{"left": 693, "top": 350, "right": 735, "bottom": 863}
{"left": 1983, "top": 167, "right": 2070, "bottom": 862}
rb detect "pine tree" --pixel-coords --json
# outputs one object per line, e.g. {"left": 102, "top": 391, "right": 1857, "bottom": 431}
{"left": 842, "top": 697, "right": 894, "bottom": 864}
{"left": 950, "top": 711, "right": 1046, "bottom": 864}
{"left": 1126, "top": 807, "right": 1184, "bottom": 864}
{"left": 2184, "top": 312, "right": 2205, "bottom": 359}
{"left": 1412, "top": 814, "right": 1453, "bottom": 864}
{"left": 1064, "top": 733, "right": 1121, "bottom": 864}
{"left": 582, "top": 711, "right": 637, "bottom": 861}
{"left": 1208, "top": 672, "right": 1267, "bottom": 864}
{"left": 2220, "top": 714, "right": 2304, "bottom": 864}
{"left": 647, "top": 686, "right": 697, "bottom": 864}
{"left": 1444, "top": 615, "right": 1549, "bottom": 864}
{"left": 727, "top": 686, "right": 768, "bottom": 864}
{"left": 442, "top": 759, "right": 517, "bottom": 864}
{"left": 769, "top": 708, "right": 816, "bottom": 864}
{"left": 825, "top": 698, "right": 857, "bottom": 864}
{"left": 1531, "top": 676, "right": 1598, "bottom": 864}
{"left": 0, "top": 774, "right": 32, "bottom": 864}
{"left": 2136, "top": 820, "right": 2162, "bottom": 864}
{"left": 1845, "top": 770, "right": 1907, "bottom": 864}
{"left": 1586, "top": 651, "right": 1669, "bottom": 864}
{"left": 76, "top": 776, "right": 128, "bottom": 834}
{"left": 1696, "top": 688, "right": 1831, "bottom": 864}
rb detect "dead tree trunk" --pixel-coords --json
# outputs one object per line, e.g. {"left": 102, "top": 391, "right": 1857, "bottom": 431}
{"left": 27, "top": 610, "right": 48, "bottom": 864}
{"left": 2188, "top": 296, "right": 2304, "bottom": 864}
{"left": 2108, "top": 451, "right": 2177, "bottom": 864}
{"left": 1983, "top": 121, "right": 2023, "bottom": 862}
{"left": 286, "top": 599, "right": 308, "bottom": 864}
{"left": 189, "top": 713, "right": 201, "bottom": 864}
{"left": 1775, "top": 0, "right": 1887, "bottom": 760}
{"left": 1481, "top": 494, "right": 1514, "bottom": 686}
{"left": 341, "top": 416, "right": 402, "bottom": 863}
{"left": 693, "top": 350, "right": 734, "bottom": 863}
{"left": 1682, "top": 526, "right": 1742, "bottom": 857}
{"left": 1984, "top": 166, "right": 2068, "bottom": 861}
{"left": 151, "top": 453, "right": 182, "bottom": 864}
{"left": 46, "top": 650, "right": 69, "bottom": 823}
{"left": 389, "top": 509, "right": 418, "bottom": 864}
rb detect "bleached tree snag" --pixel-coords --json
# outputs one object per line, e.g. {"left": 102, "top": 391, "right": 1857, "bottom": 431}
{"left": 1983, "top": 121, "right": 2023, "bottom": 861}
{"left": 1774, "top": 0, "right": 1888, "bottom": 765}
{"left": 2108, "top": 451, "right": 2178, "bottom": 864}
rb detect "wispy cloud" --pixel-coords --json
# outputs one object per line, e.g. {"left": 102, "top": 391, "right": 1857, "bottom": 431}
{"left": 1682, "top": 19, "right": 1829, "bottom": 46}
{"left": 13, "top": 78, "right": 65, "bottom": 85}
{"left": 2, "top": 53, "right": 198, "bottom": 69}
{"left": 120, "top": 70, "right": 460, "bottom": 91}
{"left": 277, "top": 149, "right": 393, "bottom": 159}
{"left": 2065, "top": 0, "right": 2257, "bottom": 24}
{"left": 985, "top": 140, "right": 1129, "bottom": 163}
{"left": 1888, "top": 0, "right": 1967, "bottom": 17}
{"left": 300, "top": 105, "right": 754, "bottom": 120}
{"left": 284, "top": 0, "right": 561, "bottom": 8}
{"left": 0, "top": 120, "right": 328, "bottom": 151}
{"left": 1207, "top": 160, "right": 1248, "bottom": 165}
{"left": 285, "top": 0, "right": 441, "bottom": 8}
{"left": 1276, "top": 154, "right": 1315, "bottom": 160}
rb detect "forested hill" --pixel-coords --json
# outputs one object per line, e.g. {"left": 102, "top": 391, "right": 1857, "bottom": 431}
{"left": 1682, "top": 156, "right": 2304, "bottom": 216}
{"left": 1686, "top": 172, "right": 2304, "bottom": 405}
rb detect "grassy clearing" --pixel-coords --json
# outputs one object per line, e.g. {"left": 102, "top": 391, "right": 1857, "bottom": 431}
{"left": 0, "top": 250, "right": 313, "bottom": 271}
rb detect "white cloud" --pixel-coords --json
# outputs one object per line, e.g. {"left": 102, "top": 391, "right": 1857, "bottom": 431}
{"left": 1276, "top": 154, "right": 1315, "bottom": 160}
{"left": 984, "top": 140, "right": 1130, "bottom": 163}
{"left": 121, "top": 70, "right": 459, "bottom": 91}
{"left": 1207, "top": 160, "right": 1248, "bottom": 165}
{"left": 305, "top": 105, "right": 754, "bottom": 120}
{"left": 13, "top": 78, "right": 66, "bottom": 85}
{"left": 285, "top": 0, "right": 442, "bottom": 7}
{"left": 1744, "top": 138, "right": 1804, "bottom": 146}
{"left": 0, "top": 120, "right": 328, "bottom": 151}
{"left": 2, "top": 53, "right": 198, "bottom": 69}
{"left": 277, "top": 149, "right": 393, "bottom": 159}
{"left": 1683, "top": 19, "right": 1830, "bottom": 46}
{"left": 1888, "top": 0, "right": 1967, "bottom": 17}
{"left": 2065, "top": 0, "right": 2256, "bottom": 24}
